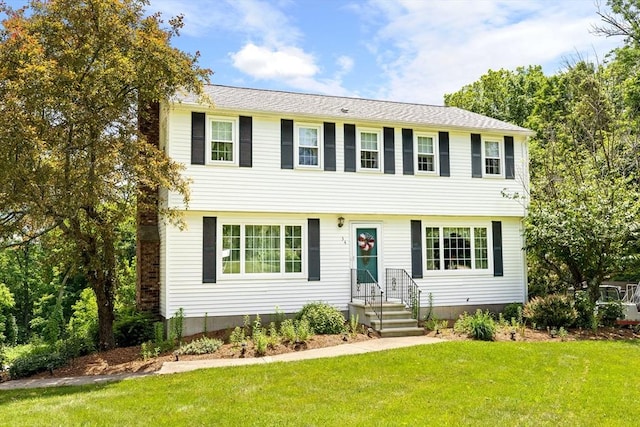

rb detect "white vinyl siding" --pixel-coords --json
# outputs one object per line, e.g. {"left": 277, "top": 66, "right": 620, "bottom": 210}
{"left": 161, "top": 213, "right": 525, "bottom": 318}
{"left": 166, "top": 109, "right": 528, "bottom": 218}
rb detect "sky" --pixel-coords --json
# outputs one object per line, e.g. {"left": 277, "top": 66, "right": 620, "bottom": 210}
{"left": 4, "top": 0, "right": 625, "bottom": 105}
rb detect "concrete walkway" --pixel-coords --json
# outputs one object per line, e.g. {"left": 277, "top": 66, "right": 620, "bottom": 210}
{"left": 0, "top": 335, "right": 444, "bottom": 390}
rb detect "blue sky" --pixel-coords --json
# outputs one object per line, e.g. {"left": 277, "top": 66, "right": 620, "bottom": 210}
{"left": 4, "top": 0, "right": 624, "bottom": 105}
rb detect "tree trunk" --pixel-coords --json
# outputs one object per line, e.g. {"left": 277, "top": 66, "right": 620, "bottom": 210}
{"left": 94, "top": 278, "right": 116, "bottom": 350}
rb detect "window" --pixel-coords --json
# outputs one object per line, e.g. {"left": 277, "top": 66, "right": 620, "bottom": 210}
{"left": 221, "top": 223, "right": 303, "bottom": 275}
{"left": 484, "top": 140, "right": 501, "bottom": 175}
{"left": 296, "top": 124, "right": 321, "bottom": 167}
{"left": 359, "top": 130, "right": 381, "bottom": 170}
{"left": 210, "top": 118, "right": 236, "bottom": 163}
{"left": 424, "top": 226, "right": 489, "bottom": 271}
{"left": 416, "top": 133, "right": 437, "bottom": 173}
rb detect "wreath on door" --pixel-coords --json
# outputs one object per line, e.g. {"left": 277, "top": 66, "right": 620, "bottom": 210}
{"left": 358, "top": 233, "right": 375, "bottom": 252}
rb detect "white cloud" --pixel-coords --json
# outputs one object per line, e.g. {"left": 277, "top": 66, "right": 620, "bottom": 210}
{"left": 231, "top": 43, "right": 318, "bottom": 79}
{"left": 365, "top": 0, "right": 622, "bottom": 104}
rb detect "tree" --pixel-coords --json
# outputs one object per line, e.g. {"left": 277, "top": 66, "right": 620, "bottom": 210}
{"left": 444, "top": 66, "right": 547, "bottom": 127}
{"left": 0, "top": 0, "right": 209, "bottom": 349}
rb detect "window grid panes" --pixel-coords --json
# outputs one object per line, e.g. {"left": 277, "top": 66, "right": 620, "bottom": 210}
{"left": 443, "top": 227, "right": 472, "bottom": 270}
{"left": 425, "top": 227, "right": 440, "bottom": 270}
{"left": 222, "top": 225, "right": 240, "bottom": 274}
{"left": 485, "top": 141, "right": 500, "bottom": 175}
{"left": 245, "top": 225, "right": 281, "bottom": 273}
{"left": 211, "top": 121, "right": 234, "bottom": 161}
{"left": 474, "top": 227, "right": 488, "bottom": 269}
{"left": 417, "top": 135, "right": 435, "bottom": 172}
{"left": 221, "top": 224, "right": 304, "bottom": 275}
{"left": 360, "top": 132, "right": 379, "bottom": 169}
{"left": 426, "top": 226, "right": 490, "bottom": 271}
{"left": 298, "top": 127, "right": 319, "bottom": 166}
{"left": 284, "top": 226, "right": 303, "bottom": 273}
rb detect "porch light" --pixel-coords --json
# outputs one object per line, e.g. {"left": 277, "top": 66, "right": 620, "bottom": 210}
{"left": 337, "top": 216, "right": 345, "bottom": 228}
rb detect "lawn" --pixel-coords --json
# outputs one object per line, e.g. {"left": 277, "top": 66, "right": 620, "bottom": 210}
{"left": 2, "top": 340, "right": 639, "bottom": 426}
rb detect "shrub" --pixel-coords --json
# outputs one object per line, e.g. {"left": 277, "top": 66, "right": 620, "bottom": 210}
{"left": 176, "top": 337, "right": 223, "bottom": 355}
{"left": 8, "top": 346, "right": 67, "bottom": 379}
{"left": 114, "top": 310, "right": 155, "bottom": 347}
{"left": 597, "top": 302, "right": 624, "bottom": 327}
{"left": 524, "top": 294, "right": 577, "bottom": 329}
{"left": 501, "top": 303, "right": 523, "bottom": 323}
{"left": 296, "top": 302, "right": 345, "bottom": 334}
{"left": 67, "top": 288, "right": 98, "bottom": 348}
{"left": 573, "top": 292, "right": 596, "bottom": 329}
{"left": 454, "top": 310, "right": 496, "bottom": 341}
{"left": 279, "top": 318, "right": 313, "bottom": 343}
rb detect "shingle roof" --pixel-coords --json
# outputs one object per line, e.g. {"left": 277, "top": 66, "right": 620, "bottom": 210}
{"left": 176, "top": 85, "right": 533, "bottom": 135}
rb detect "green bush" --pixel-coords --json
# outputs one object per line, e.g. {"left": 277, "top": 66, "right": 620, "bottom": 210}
{"left": 296, "top": 302, "right": 345, "bottom": 334}
{"left": 8, "top": 346, "right": 67, "bottom": 379}
{"left": 524, "top": 294, "right": 577, "bottom": 328}
{"left": 501, "top": 303, "right": 523, "bottom": 323}
{"left": 67, "top": 288, "right": 98, "bottom": 348}
{"left": 454, "top": 310, "right": 496, "bottom": 341}
{"left": 176, "top": 337, "right": 223, "bottom": 355}
{"left": 573, "top": 292, "right": 596, "bottom": 329}
{"left": 114, "top": 310, "right": 155, "bottom": 347}
{"left": 598, "top": 302, "right": 624, "bottom": 327}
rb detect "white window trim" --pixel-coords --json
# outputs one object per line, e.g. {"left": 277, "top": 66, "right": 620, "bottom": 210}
{"left": 423, "top": 225, "right": 493, "bottom": 275}
{"left": 294, "top": 122, "right": 322, "bottom": 169}
{"left": 357, "top": 127, "right": 383, "bottom": 172}
{"left": 414, "top": 132, "right": 439, "bottom": 175}
{"left": 218, "top": 221, "right": 307, "bottom": 280}
{"left": 207, "top": 116, "right": 238, "bottom": 166}
{"left": 482, "top": 138, "right": 503, "bottom": 178}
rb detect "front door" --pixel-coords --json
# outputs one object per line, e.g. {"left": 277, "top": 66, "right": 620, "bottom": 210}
{"left": 355, "top": 226, "right": 379, "bottom": 283}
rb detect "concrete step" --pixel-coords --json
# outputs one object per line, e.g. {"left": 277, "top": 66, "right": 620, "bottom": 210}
{"left": 370, "top": 318, "right": 419, "bottom": 329}
{"left": 379, "top": 327, "right": 425, "bottom": 338}
{"left": 365, "top": 310, "right": 414, "bottom": 320}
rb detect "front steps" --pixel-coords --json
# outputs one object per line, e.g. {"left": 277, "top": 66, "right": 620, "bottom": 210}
{"left": 350, "top": 301, "right": 424, "bottom": 338}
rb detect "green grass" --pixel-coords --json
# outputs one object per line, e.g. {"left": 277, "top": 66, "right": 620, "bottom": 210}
{"left": 2, "top": 340, "right": 640, "bottom": 426}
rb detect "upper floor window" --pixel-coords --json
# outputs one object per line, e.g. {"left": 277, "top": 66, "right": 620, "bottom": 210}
{"left": 416, "top": 133, "right": 437, "bottom": 173}
{"left": 296, "top": 124, "right": 321, "bottom": 168}
{"left": 210, "top": 118, "right": 237, "bottom": 163}
{"left": 484, "top": 140, "right": 501, "bottom": 175}
{"left": 358, "top": 129, "right": 381, "bottom": 171}
{"left": 425, "top": 226, "right": 489, "bottom": 271}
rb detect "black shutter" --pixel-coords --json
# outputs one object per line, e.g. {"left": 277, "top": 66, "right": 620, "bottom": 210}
{"left": 402, "top": 128, "right": 414, "bottom": 175}
{"left": 308, "top": 219, "right": 321, "bottom": 281}
{"left": 383, "top": 127, "right": 395, "bottom": 174}
{"left": 492, "top": 221, "right": 503, "bottom": 277}
{"left": 281, "top": 119, "right": 294, "bottom": 169}
{"left": 324, "top": 122, "right": 336, "bottom": 171}
{"left": 191, "top": 112, "right": 205, "bottom": 165}
{"left": 439, "top": 131, "right": 450, "bottom": 177}
{"left": 504, "top": 136, "right": 515, "bottom": 179}
{"left": 239, "top": 116, "right": 252, "bottom": 167}
{"left": 471, "top": 133, "right": 482, "bottom": 178}
{"left": 411, "top": 220, "right": 423, "bottom": 279}
{"left": 344, "top": 124, "right": 356, "bottom": 172}
{"left": 203, "top": 217, "right": 217, "bottom": 283}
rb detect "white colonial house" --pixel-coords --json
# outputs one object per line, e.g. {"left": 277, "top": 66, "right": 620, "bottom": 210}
{"left": 136, "top": 85, "right": 532, "bottom": 336}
